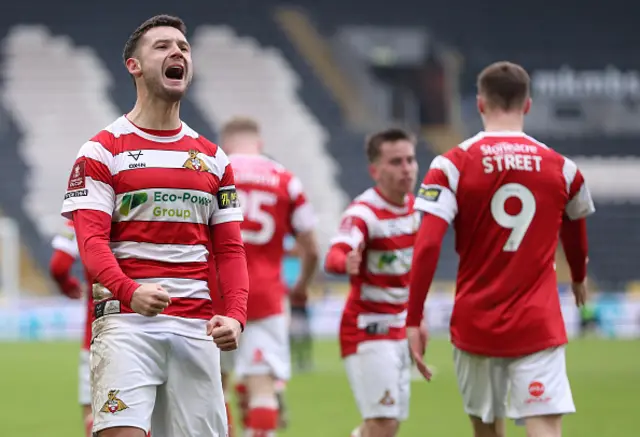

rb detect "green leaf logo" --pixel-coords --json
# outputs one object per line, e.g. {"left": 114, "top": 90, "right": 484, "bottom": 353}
{"left": 377, "top": 253, "right": 397, "bottom": 270}
{"left": 119, "top": 192, "right": 148, "bottom": 216}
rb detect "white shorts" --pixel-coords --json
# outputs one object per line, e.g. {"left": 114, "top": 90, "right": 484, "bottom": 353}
{"left": 220, "top": 350, "right": 237, "bottom": 375}
{"left": 454, "top": 345, "right": 576, "bottom": 424}
{"left": 78, "top": 349, "right": 91, "bottom": 406}
{"left": 235, "top": 314, "right": 290, "bottom": 381}
{"left": 344, "top": 340, "right": 411, "bottom": 421}
{"left": 91, "top": 328, "right": 227, "bottom": 437}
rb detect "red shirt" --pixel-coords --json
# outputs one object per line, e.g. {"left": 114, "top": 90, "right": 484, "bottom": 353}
{"left": 229, "top": 154, "right": 316, "bottom": 321}
{"left": 411, "top": 131, "right": 595, "bottom": 357}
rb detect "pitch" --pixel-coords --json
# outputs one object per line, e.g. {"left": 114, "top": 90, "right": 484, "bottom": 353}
{"left": 1, "top": 338, "right": 636, "bottom": 436}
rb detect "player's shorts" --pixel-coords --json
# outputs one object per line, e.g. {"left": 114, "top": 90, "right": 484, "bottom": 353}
{"left": 234, "top": 313, "right": 291, "bottom": 381}
{"left": 78, "top": 349, "right": 91, "bottom": 406}
{"left": 220, "top": 350, "right": 237, "bottom": 375}
{"left": 91, "top": 328, "right": 227, "bottom": 436}
{"left": 454, "top": 345, "right": 576, "bottom": 424}
{"left": 344, "top": 339, "right": 411, "bottom": 421}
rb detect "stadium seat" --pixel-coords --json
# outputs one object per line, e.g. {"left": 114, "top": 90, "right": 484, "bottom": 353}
{"left": 190, "top": 25, "right": 349, "bottom": 252}
{"left": 2, "top": 25, "right": 121, "bottom": 238}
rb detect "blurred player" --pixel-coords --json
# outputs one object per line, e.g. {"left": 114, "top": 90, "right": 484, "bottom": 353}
{"left": 60, "top": 15, "right": 249, "bottom": 437}
{"left": 221, "top": 117, "right": 319, "bottom": 436}
{"left": 49, "top": 220, "right": 91, "bottom": 436}
{"left": 285, "top": 235, "right": 314, "bottom": 375}
{"left": 407, "top": 61, "right": 595, "bottom": 437}
{"left": 324, "top": 128, "right": 421, "bottom": 437}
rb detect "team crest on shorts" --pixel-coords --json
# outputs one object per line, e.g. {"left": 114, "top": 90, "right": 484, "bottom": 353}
{"left": 378, "top": 390, "right": 395, "bottom": 406}
{"left": 183, "top": 150, "right": 209, "bottom": 172}
{"left": 100, "top": 389, "right": 129, "bottom": 414}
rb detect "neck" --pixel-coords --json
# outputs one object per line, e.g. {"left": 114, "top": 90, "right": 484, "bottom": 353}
{"left": 127, "top": 89, "right": 181, "bottom": 130}
{"left": 376, "top": 185, "right": 406, "bottom": 207}
{"left": 228, "top": 145, "right": 260, "bottom": 155}
{"left": 482, "top": 112, "right": 524, "bottom": 133}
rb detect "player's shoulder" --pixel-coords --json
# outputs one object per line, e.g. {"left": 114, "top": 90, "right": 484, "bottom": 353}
{"left": 343, "top": 188, "right": 397, "bottom": 224}
{"left": 80, "top": 116, "right": 129, "bottom": 155}
{"left": 191, "top": 132, "right": 225, "bottom": 159}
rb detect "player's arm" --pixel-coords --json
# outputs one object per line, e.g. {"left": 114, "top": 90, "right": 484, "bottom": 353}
{"left": 407, "top": 156, "right": 459, "bottom": 327}
{"left": 288, "top": 176, "right": 319, "bottom": 294}
{"left": 62, "top": 141, "right": 140, "bottom": 306}
{"left": 209, "top": 153, "right": 249, "bottom": 329}
{"left": 49, "top": 249, "right": 82, "bottom": 298}
{"left": 49, "top": 224, "right": 82, "bottom": 298}
{"left": 560, "top": 162, "right": 596, "bottom": 284}
{"left": 324, "top": 205, "right": 370, "bottom": 275}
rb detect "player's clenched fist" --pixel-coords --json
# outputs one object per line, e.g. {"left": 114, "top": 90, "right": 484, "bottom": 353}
{"left": 207, "top": 315, "right": 242, "bottom": 351}
{"left": 345, "top": 243, "right": 364, "bottom": 275}
{"left": 130, "top": 283, "right": 171, "bottom": 317}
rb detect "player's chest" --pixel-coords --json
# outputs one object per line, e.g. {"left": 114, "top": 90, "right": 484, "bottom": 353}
{"left": 110, "top": 147, "right": 220, "bottom": 224}
{"left": 369, "top": 211, "right": 421, "bottom": 241}
{"left": 364, "top": 212, "right": 419, "bottom": 274}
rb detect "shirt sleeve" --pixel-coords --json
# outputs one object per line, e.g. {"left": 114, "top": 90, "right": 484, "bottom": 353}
{"left": 61, "top": 140, "right": 116, "bottom": 219}
{"left": 562, "top": 157, "right": 596, "bottom": 220}
{"left": 287, "top": 175, "right": 317, "bottom": 234}
{"left": 413, "top": 155, "right": 459, "bottom": 224}
{"left": 329, "top": 204, "right": 372, "bottom": 250}
{"left": 210, "top": 148, "right": 244, "bottom": 225}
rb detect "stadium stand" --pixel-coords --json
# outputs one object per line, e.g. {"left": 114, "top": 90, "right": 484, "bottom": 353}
{"left": 0, "top": 0, "right": 637, "bottom": 291}
{"left": 190, "top": 25, "right": 347, "bottom": 251}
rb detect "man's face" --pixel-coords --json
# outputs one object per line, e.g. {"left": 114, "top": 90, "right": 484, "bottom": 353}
{"left": 370, "top": 140, "right": 418, "bottom": 196}
{"left": 131, "top": 26, "right": 193, "bottom": 101}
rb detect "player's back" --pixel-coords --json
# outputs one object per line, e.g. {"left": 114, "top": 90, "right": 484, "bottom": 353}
{"left": 230, "top": 154, "right": 307, "bottom": 320}
{"left": 425, "top": 131, "right": 593, "bottom": 356}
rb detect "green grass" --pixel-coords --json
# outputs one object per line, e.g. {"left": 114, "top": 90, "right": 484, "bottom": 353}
{"left": 0, "top": 338, "right": 637, "bottom": 436}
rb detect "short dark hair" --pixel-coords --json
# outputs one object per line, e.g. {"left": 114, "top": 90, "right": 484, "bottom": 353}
{"left": 122, "top": 15, "right": 187, "bottom": 64}
{"left": 365, "top": 128, "right": 415, "bottom": 163}
{"left": 477, "top": 61, "right": 530, "bottom": 111}
{"left": 220, "top": 117, "right": 261, "bottom": 138}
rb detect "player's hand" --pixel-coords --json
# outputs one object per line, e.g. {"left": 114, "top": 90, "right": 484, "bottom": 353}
{"left": 408, "top": 325, "right": 432, "bottom": 382}
{"left": 571, "top": 281, "right": 587, "bottom": 307}
{"left": 345, "top": 243, "right": 364, "bottom": 275}
{"left": 289, "top": 283, "right": 308, "bottom": 307}
{"left": 208, "top": 315, "right": 242, "bottom": 351}
{"left": 62, "top": 277, "right": 83, "bottom": 299}
{"left": 129, "top": 283, "right": 171, "bottom": 317}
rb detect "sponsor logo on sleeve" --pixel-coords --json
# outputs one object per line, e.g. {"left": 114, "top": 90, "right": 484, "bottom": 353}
{"left": 418, "top": 186, "right": 442, "bottom": 202}
{"left": 65, "top": 161, "right": 89, "bottom": 199}
{"left": 68, "top": 161, "right": 86, "bottom": 190}
{"left": 216, "top": 186, "right": 240, "bottom": 210}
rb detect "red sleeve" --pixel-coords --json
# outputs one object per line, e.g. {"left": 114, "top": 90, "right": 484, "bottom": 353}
{"left": 72, "top": 210, "right": 139, "bottom": 306}
{"left": 406, "top": 213, "right": 449, "bottom": 327}
{"left": 210, "top": 221, "right": 249, "bottom": 328}
{"left": 324, "top": 243, "right": 352, "bottom": 275}
{"left": 560, "top": 217, "right": 588, "bottom": 282}
{"left": 49, "top": 249, "right": 79, "bottom": 294}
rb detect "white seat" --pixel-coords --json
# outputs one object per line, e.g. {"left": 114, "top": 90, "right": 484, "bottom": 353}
{"left": 190, "top": 26, "right": 348, "bottom": 253}
{"left": 2, "top": 25, "right": 121, "bottom": 236}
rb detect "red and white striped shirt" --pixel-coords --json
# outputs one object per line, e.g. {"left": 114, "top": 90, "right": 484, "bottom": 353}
{"left": 327, "top": 187, "right": 419, "bottom": 357}
{"left": 61, "top": 116, "right": 245, "bottom": 340}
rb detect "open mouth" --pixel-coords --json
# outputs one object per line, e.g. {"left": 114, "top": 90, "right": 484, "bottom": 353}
{"left": 164, "top": 65, "right": 185, "bottom": 80}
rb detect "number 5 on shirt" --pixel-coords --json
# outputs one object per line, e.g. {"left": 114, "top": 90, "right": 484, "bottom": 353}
{"left": 237, "top": 189, "right": 278, "bottom": 245}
